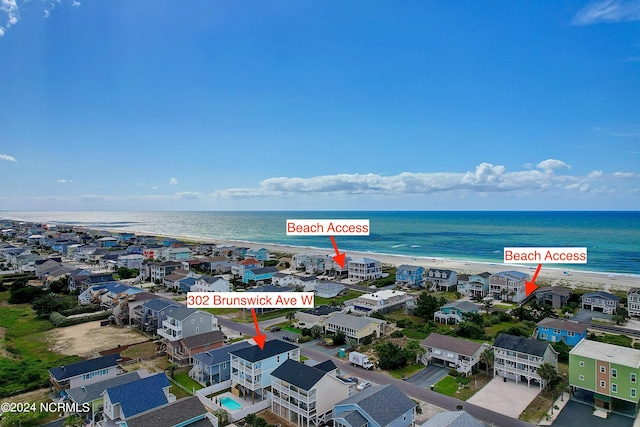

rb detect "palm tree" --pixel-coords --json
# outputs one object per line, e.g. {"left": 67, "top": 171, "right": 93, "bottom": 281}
{"left": 482, "top": 298, "right": 494, "bottom": 315}
{"left": 214, "top": 409, "right": 229, "bottom": 426}
{"left": 538, "top": 362, "right": 557, "bottom": 392}
{"left": 286, "top": 311, "right": 295, "bottom": 325}
{"left": 63, "top": 414, "right": 84, "bottom": 427}
{"left": 480, "top": 348, "right": 494, "bottom": 376}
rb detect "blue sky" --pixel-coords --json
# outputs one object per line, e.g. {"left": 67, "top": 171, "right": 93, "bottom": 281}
{"left": 1, "top": 0, "right": 639, "bottom": 210}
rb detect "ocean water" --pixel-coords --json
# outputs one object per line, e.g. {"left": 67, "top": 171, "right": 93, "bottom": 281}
{"left": 2, "top": 211, "right": 638, "bottom": 275}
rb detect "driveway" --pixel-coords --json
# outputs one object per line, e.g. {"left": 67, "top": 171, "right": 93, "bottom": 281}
{"left": 551, "top": 401, "right": 633, "bottom": 427}
{"left": 406, "top": 365, "right": 449, "bottom": 388}
{"left": 467, "top": 377, "right": 541, "bottom": 419}
{"left": 573, "top": 309, "right": 613, "bottom": 322}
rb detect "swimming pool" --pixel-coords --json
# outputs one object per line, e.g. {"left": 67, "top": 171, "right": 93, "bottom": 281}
{"left": 220, "top": 396, "right": 243, "bottom": 411}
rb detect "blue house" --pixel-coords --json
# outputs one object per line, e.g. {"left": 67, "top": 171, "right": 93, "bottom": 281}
{"left": 433, "top": 300, "right": 481, "bottom": 324}
{"left": 534, "top": 318, "right": 588, "bottom": 346}
{"left": 246, "top": 247, "right": 269, "bottom": 261}
{"left": 132, "top": 298, "right": 179, "bottom": 333}
{"left": 49, "top": 353, "right": 121, "bottom": 397}
{"left": 190, "top": 340, "right": 253, "bottom": 384}
{"left": 395, "top": 265, "right": 425, "bottom": 287}
{"left": 178, "top": 276, "right": 197, "bottom": 293}
{"left": 333, "top": 384, "right": 416, "bottom": 427}
{"left": 101, "top": 373, "right": 172, "bottom": 422}
{"left": 242, "top": 266, "right": 279, "bottom": 284}
{"left": 118, "top": 232, "right": 136, "bottom": 243}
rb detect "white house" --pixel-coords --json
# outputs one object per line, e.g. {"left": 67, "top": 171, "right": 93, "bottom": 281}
{"left": 420, "top": 333, "right": 488, "bottom": 376}
{"left": 191, "top": 275, "right": 232, "bottom": 293}
{"left": 348, "top": 257, "right": 382, "bottom": 282}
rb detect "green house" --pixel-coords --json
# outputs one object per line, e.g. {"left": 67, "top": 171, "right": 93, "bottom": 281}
{"left": 569, "top": 339, "right": 640, "bottom": 417}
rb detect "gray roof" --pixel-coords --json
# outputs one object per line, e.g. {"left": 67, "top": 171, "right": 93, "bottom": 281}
{"left": 181, "top": 330, "right": 225, "bottom": 350}
{"left": 327, "top": 313, "right": 385, "bottom": 331}
{"left": 494, "top": 333, "right": 550, "bottom": 357}
{"left": 166, "top": 305, "right": 200, "bottom": 321}
{"left": 537, "top": 318, "right": 587, "bottom": 334}
{"left": 301, "top": 305, "right": 343, "bottom": 316}
{"left": 66, "top": 371, "right": 142, "bottom": 404}
{"left": 582, "top": 291, "right": 620, "bottom": 301}
{"left": 535, "top": 286, "right": 572, "bottom": 297}
{"left": 124, "top": 396, "right": 213, "bottom": 427}
{"left": 271, "top": 359, "right": 330, "bottom": 390}
{"left": 442, "top": 300, "right": 480, "bottom": 313}
{"left": 421, "top": 411, "right": 485, "bottom": 427}
{"left": 341, "top": 410, "right": 368, "bottom": 427}
{"left": 192, "top": 340, "right": 253, "bottom": 367}
{"left": 421, "top": 333, "right": 484, "bottom": 357}
{"left": 142, "top": 298, "right": 178, "bottom": 312}
{"left": 200, "top": 275, "right": 225, "bottom": 284}
{"left": 335, "top": 384, "right": 416, "bottom": 427}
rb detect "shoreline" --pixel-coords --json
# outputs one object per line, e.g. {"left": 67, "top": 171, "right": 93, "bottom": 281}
{"left": 90, "top": 226, "right": 640, "bottom": 293}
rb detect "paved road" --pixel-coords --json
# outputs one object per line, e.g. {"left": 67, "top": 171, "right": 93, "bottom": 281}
{"left": 217, "top": 318, "right": 532, "bottom": 427}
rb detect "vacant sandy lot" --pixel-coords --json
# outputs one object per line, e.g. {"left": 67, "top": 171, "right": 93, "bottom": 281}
{"left": 47, "top": 321, "right": 148, "bottom": 358}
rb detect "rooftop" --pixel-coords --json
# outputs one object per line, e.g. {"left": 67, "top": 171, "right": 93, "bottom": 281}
{"left": 582, "top": 291, "right": 620, "bottom": 301}
{"left": 66, "top": 371, "right": 142, "bottom": 404}
{"left": 494, "top": 333, "right": 551, "bottom": 357}
{"left": 104, "top": 373, "right": 170, "bottom": 418}
{"left": 421, "top": 333, "right": 484, "bottom": 357}
{"left": 124, "top": 396, "right": 212, "bottom": 427}
{"left": 570, "top": 339, "right": 640, "bottom": 368}
{"left": 229, "top": 339, "right": 298, "bottom": 362}
{"left": 537, "top": 317, "right": 587, "bottom": 334}
{"left": 271, "top": 359, "right": 333, "bottom": 390}
{"left": 326, "top": 313, "right": 386, "bottom": 330}
{"left": 49, "top": 353, "right": 121, "bottom": 381}
{"left": 181, "top": 330, "right": 225, "bottom": 349}
{"left": 193, "top": 340, "right": 253, "bottom": 367}
{"left": 335, "top": 384, "right": 415, "bottom": 426}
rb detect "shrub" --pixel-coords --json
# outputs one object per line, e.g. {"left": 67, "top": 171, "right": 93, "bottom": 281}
{"left": 298, "top": 336, "right": 313, "bottom": 343}
{"left": 391, "top": 330, "right": 404, "bottom": 338}
{"left": 49, "top": 310, "right": 112, "bottom": 327}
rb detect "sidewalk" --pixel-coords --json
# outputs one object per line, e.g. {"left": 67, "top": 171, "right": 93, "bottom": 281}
{"left": 538, "top": 391, "right": 570, "bottom": 426}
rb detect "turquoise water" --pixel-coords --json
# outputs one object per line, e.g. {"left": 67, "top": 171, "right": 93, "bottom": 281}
{"left": 2, "top": 211, "right": 638, "bottom": 274}
{"left": 220, "top": 396, "right": 242, "bottom": 410}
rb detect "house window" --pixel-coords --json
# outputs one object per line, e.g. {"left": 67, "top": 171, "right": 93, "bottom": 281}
{"left": 579, "top": 361, "right": 585, "bottom": 367}
{"left": 612, "top": 369, "right": 617, "bottom": 378}
{"left": 277, "top": 355, "right": 280, "bottom": 363}
{"left": 579, "top": 375, "right": 584, "bottom": 381}
{"left": 540, "top": 334, "right": 547, "bottom": 339}
{"left": 568, "top": 331, "right": 575, "bottom": 336}
{"left": 632, "top": 388, "right": 637, "bottom": 398}
{"left": 632, "top": 373, "right": 637, "bottom": 383}
{"left": 554, "top": 329, "right": 560, "bottom": 334}
{"left": 196, "top": 327, "right": 199, "bottom": 333}
{"left": 600, "top": 366, "right": 606, "bottom": 374}
{"left": 222, "top": 362, "right": 226, "bottom": 369}
{"left": 191, "top": 319, "right": 195, "bottom": 324}
{"left": 612, "top": 384, "right": 618, "bottom": 393}
{"left": 600, "top": 380, "right": 606, "bottom": 388}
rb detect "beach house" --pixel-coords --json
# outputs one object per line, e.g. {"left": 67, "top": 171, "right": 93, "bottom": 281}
{"left": 426, "top": 268, "right": 458, "bottom": 291}
{"left": 230, "top": 339, "right": 300, "bottom": 403}
{"left": 493, "top": 333, "right": 558, "bottom": 389}
{"left": 100, "top": 373, "right": 174, "bottom": 423}
{"left": 534, "top": 286, "right": 572, "bottom": 309}
{"left": 49, "top": 354, "right": 121, "bottom": 397}
{"left": 457, "top": 272, "right": 491, "bottom": 298}
{"left": 629, "top": 288, "right": 640, "bottom": 317}
{"left": 569, "top": 339, "right": 640, "bottom": 416}
{"left": 346, "top": 289, "right": 412, "bottom": 314}
{"left": 347, "top": 257, "right": 382, "bottom": 282}
{"left": 489, "top": 271, "right": 528, "bottom": 303}
{"left": 242, "top": 266, "right": 279, "bottom": 284}
{"left": 581, "top": 291, "right": 620, "bottom": 314}
{"left": 332, "top": 384, "right": 416, "bottom": 427}
{"left": 191, "top": 275, "right": 232, "bottom": 293}
{"left": 157, "top": 306, "right": 218, "bottom": 342}
{"left": 271, "top": 359, "right": 355, "bottom": 427}
{"left": 323, "top": 313, "right": 386, "bottom": 343}
{"left": 123, "top": 396, "right": 217, "bottom": 427}
{"left": 433, "top": 301, "right": 481, "bottom": 324}
{"left": 395, "top": 264, "right": 425, "bottom": 288}
{"left": 190, "top": 341, "right": 253, "bottom": 385}
{"left": 420, "top": 333, "right": 488, "bottom": 376}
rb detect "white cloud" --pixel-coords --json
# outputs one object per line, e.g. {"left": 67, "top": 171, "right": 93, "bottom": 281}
{"left": 613, "top": 172, "right": 637, "bottom": 178}
{"left": 169, "top": 178, "right": 178, "bottom": 185}
{"left": 536, "top": 159, "right": 571, "bottom": 171}
{"left": 588, "top": 170, "right": 604, "bottom": 178}
{"left": 72, "top": 1, "right": 80, "bottom": 6}
{"left": 151, "top": 186, "right": 159, "bottom": 190}
{"left": 56, "top": 179, "right": 73, "bottom": 183}
{"left": 573, "top": 0, "right": 640, "bottom": 25}
{"left": 0, "top": 0, "right": 19, "bottom": 37}
{"left": 175, "top": 192, "right": 202, "bottom": 200}
{"left": 0, "top": 154, "right": 17, "bottom": 162}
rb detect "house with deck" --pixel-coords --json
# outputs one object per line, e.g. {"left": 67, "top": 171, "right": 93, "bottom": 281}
{"left": 315, "top": 281, "right": 346, "bottom": 298}
{"left": 489, "top": 271, "right": 528, "bottom": 303}
{"left": 346, "top": 289, "right": 412, "bottom": 314}
{"left": 347, "top": 257, "right": 382, "bottom": 282}
{"left": 230, "top": 339, "right": 300, "bottom": 403}
{"left": 433, "top": 301, "right": 481, "bottom": 324}
{"left": 191, "top": 275, "right": 232, "bottom": 293}
{"left": 231, "top": 258, "right": 263, "bottom": 277}
{"left": 395, "top": 265, "right": 425, "bottom": 288}
{"left": 493, "top": 333, "right": 558, "bottom": 389}
{"left": 131, "top": 298, "right": 180, "bottom": 333}
{"left": 629, "top": 288, "right": 640, "bottom": 317}
{"left": 569, "top": 338, "right": 640, "bottom": 417}
{"left": 190, "top": 340, "right": 253, "bottom": 385}
{"left": 457, "top": 272, "right": 491, "bottom": 298}
{"left": 420, "top": 333, "right": 488, "bottom": 376}
{"left": 242, "top": 266, "right": 279, "bottom": 284}
{"left": 534, "top": 286, "right": 572, "bottom": 309}
{"left": 166, "top": 330, "right": 225, "bottom": 366}
{"left": 271, "top": 359, "right": 355, "bottom": 427}
{"left": 426, "top": 269, "right": 457, "bottom": 291}
{"left": 157, "top": 306, "right": 218, "bottom": 342}
{"left": 332, "top": 384, "right": 416, "bottom": 427}
{"left": 323, "top": 313, "right": 386, "bottom": 343}
{"left": 534, "top": 318, "right": 588, "bottom": 346}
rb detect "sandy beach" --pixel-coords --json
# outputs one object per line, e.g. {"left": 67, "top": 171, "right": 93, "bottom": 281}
{"left": 130, "top": 229, "right": 639, "bottom": 293}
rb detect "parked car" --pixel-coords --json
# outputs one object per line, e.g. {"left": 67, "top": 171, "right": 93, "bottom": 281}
{"left": 356, "top": 380, "right": 372, "bottom": 391}
{"left": 270, "top": 326, "right": 281, "bottom": 332}
{"left": 282, "top": 335, "right": 297, "bottom": 343}
{"left": 346, "top": 376, "right": 358, "bottom": 383}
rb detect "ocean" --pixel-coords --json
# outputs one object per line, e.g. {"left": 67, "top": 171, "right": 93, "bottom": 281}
{"left": 1, "top": 211, "right": 638, "bottom": 275}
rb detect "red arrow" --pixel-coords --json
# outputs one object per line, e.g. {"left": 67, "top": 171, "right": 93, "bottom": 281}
{"left": 251, "top": 308, "right": 266, "bottom": 350}
{"left": 330, "top": 236, "right": 346, "bottom": 269}
{"left": 525, "top": 264, "right": 542, "bottom": 297}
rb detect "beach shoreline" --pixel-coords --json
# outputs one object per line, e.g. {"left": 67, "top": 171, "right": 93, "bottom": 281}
{"left": 93, "top": 227, "right": 640, "bottom": 293}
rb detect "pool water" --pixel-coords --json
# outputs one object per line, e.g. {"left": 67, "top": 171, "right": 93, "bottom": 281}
{"left": 220, "top": 396, "right": 242, "bottom": 410}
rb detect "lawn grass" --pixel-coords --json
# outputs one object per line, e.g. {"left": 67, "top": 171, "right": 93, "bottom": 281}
{"left": 519, "top": 390, "right": 553, "bottom": 423}
{"left": 456, "top": 373, "right": 491, "bottom": 401}
{"left": 484, "top": 320, "right": 518, "bottom": 338}
{"left": 433, "top": 376, "right": 460, "bottom": 396}
{"left": 400, "top": 329, "right": 429, "bottom": 339}
{"left": 202, "top": 307, "right": 243, "bottom": 316}
{"left": 283, "top": 326, "right": 302, "bottom": 334}
{"left": 173, "top": 371, "right": 204, "bottom": 393}
{"left": 314, "top": 290, "right": 364, "bottom": 307}
{"left": 384, "top": 310, "right": 424, "bottom": 323}
{"left": 389, "top": 363, "right": 424, "bottom": 379}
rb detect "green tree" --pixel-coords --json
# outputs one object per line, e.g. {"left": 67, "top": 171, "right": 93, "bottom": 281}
{"left": 244, "top": 413, "right": 257, "bottom": 426}
{"left": 333, "top": 331, "right": 346, "bottom": 345}
{"left": 455, "top": 322, "right": 486, "bottom": 339}
{"left": 480, "top": 348, "right": 494, "bottom": 375}
{"left": 482, "top": 298, "right": 494, "bottom": 314}
{"left": 404, "top": 339, "right": 425, "bottom": 363}
{"left": 9, "top": 285, "right": 45, "bottom": 304}
{"left": 376, "top": 341, "right": 408, "bottom": 370}
{"left": 310, "top": 325, "right": 323, "bottom": 339}
{"left": 286, "top": 311, "right": 296, "bottom": 324}
{"left": 414, "top": 292, "right": 443, "bottom": 321}
{"left": 214, "top": 409, "right": 229, "bottom": 427}
{"left": 31, "top": 294, "right": 66, "bottom": 317}
{"left": 538, "top": 362, "right": 557, "bottom": 392}
{"left": 63, "top": 414, "right": 84, "bottom": 427}
{"left": 462, "top": 311, "right": 484, "bottom": 326}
